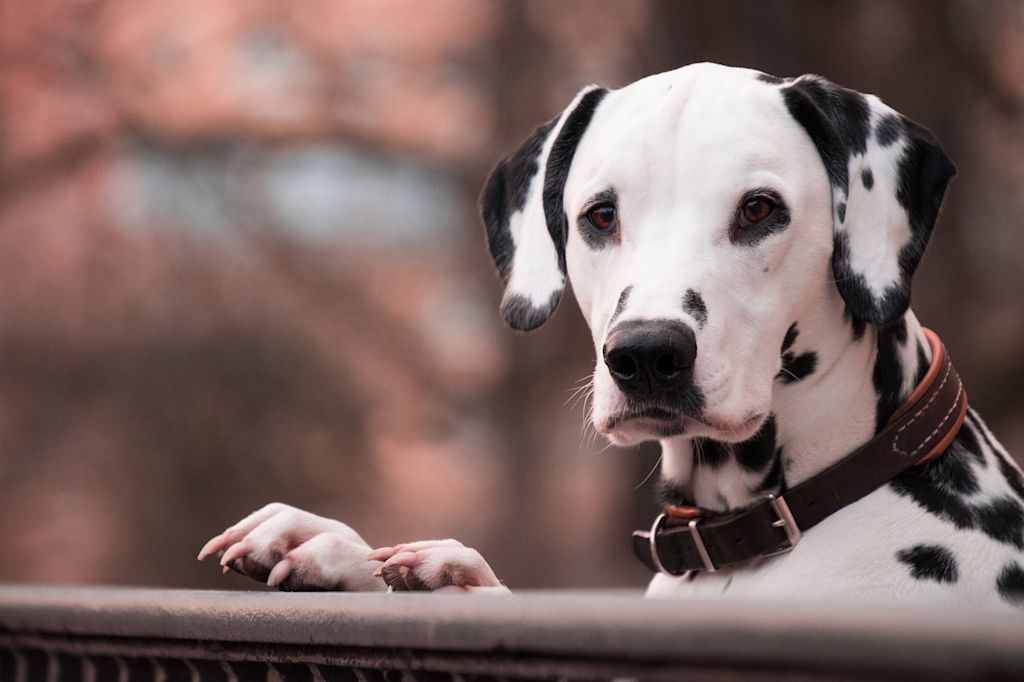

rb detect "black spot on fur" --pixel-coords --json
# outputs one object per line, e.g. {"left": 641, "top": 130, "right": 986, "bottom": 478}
{"left": 891, "top": 429, "right": 1024, "bottom": 549}
{"left": 694, "top": 438, "right": 730, "bottom": 469}
{"left": 542, "top": 87, "right": 608, "bottom": 275}
{"left": 778, "top": 350, "right": 818, "bottom": 384}
{"left": 861, "top": 167, "right": 874, "bottom": 190}
{"left": 845, "top": 309, "right": 867, "bottom": 341}
{"left": 927, "top": 440, "right": 980, "bottom": 496}
{"left": 836, "top": 202, "right": 846, "bottom": 223}
{"left": 996, "top": 562, "right": 1024, "bottom": 607}
{"left": 777, "top": 323, "right": 817, "bottom": 384}
{"left": 499, "top": 292, "right": 561, "bottom": 332}
{"left": 896, "top": 544, "right": 959, "bottom": 583}
{"left": 735, "top": 415, "right": 778, "bottom": 470}
{"left": 893, "top": 319, "right": 909, "bottom": 346}
{"left": 609, "top": 285, "right": 632, "bottom": 328}
{"left": 682, "top": 289, "right": 708, "bottom": 328}
{"left": 976, "top": 497, "right": 1024, "bottom": 548}
{"left": 781, "top": 323, "right": 799, "bottom": 353}
{"left": 994, "top": 445, "right": 1024, "bottom": 504}
{"left": 480, "top": 117, "right": 557, "bottom": 283}
{"left": 964, "top": 410, "right": 1024, "bottom": 502}
{"left": 872, "top": 318, "right": 907, "bottom": 433}
{"left": 890, "top": 469, "right": 972, "bottom": 528}
{"left": 875, "top": 114, "right": 903, "bottom": 146}
{"left": 755, "top": 447, "right": 787, "bottom": 495}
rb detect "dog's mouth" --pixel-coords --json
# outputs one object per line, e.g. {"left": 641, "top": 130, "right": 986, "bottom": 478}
{"left": 599, "top": 402, "right": 698, "bottom": 443}
{"left": 604, "top": 407, "right": 684, "bottom": 433}
{"left": 600, "top": 406, "right": 766, "bottom": 444}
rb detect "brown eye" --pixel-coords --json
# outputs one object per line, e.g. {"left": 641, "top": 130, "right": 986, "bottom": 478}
{"left": 587, "top": 204, "right": 617, "bottom": 231}
{"left": 741, "top": 197, "right": 774, "bottom": 224}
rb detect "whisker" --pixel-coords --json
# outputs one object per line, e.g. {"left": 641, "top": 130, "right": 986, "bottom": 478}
{"left": 634, "top": 451, "right": 664, "bottom": 490}
{"left": 780, "top": 368, "right": 802, "bottom": 383}
{"left": 564, "top": 382, "right": 590, "bottom": 407}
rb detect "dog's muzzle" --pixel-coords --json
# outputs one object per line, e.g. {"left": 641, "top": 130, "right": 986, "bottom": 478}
{"left": 604, "top": 320, "right": 697, "bottom": 396}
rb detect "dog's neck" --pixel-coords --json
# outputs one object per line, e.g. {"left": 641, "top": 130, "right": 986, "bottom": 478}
{"left": 659, "top": 308, "right": 933, "bottom": 513}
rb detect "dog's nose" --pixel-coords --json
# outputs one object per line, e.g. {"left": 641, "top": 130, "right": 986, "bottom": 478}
{"left": 604, "top": 320, "right": 697, "bottom": 395}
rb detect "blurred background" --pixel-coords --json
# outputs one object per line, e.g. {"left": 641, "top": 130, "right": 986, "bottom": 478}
{"left": 0, "top": 0, "right": 1022, "bottom": 590}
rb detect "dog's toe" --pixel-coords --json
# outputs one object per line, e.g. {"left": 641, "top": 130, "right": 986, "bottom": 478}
{"left": 267, "top": 532, "right": 386, "bottom": 592}
{"left": 198, "top": 502, "right": 289, "bottom": 561}
{"left": 378, "top": 543, "right": 508, "bottom": 593}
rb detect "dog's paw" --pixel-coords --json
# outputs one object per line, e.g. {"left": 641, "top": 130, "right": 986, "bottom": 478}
{"left": 367, "top": 539, "right": 510, "bottom": 594}
{"left": 197, "top": 502, "right": 385, "bottom": 592}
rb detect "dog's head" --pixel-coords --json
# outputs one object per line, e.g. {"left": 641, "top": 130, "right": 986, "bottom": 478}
{"left": 481, "top": 63, "right": 954, "bottom": 446}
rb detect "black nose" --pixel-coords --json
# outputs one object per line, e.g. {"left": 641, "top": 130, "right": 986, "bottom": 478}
{"left": 604, "top": 320, "right": 697, "bottom": 395}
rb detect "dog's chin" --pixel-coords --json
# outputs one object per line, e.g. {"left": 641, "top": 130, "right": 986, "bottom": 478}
{"left": 598, "top": 410, "right": 767, "bottom": 446}
{"left": 694, "top": 411, "right": 768, "bottom": 443}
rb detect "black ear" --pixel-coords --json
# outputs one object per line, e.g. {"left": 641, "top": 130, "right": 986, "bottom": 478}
{"left": 778, "top": 76, "right": 956, "bottom": 326}
{"left": 480, "top": 86, "right": 607, "bottom": 331}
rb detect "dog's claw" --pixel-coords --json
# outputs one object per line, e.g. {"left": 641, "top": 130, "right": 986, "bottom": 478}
{"left": 198, "top": 534, "right": 227, "bottom": 561}
{"left": 267, "top": 557, "right": 293, "bottom": 588}
{"left": 220, "top": 540, "right": 249, "bottom": 566}
{"left": 383, "top": 551, "right": 419, "bottom": 568}
{"left": 365, "top": 545, "right": 400, "bottom": 562}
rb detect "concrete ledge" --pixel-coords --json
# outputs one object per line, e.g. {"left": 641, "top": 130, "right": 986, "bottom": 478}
{"left": 1, "top": 585, "right": 1022, "bottom": 680}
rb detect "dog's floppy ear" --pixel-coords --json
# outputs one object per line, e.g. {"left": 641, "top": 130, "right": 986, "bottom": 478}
{"left": 779, "top": 76, "right": 956, "bottom": 326}
{"left": 480, "top": 86, "right": 608, "bottom": 331}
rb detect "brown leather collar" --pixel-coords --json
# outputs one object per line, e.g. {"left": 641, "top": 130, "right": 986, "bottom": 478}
{"left": 633, "top": 328, "right": 968, "bottom": 575}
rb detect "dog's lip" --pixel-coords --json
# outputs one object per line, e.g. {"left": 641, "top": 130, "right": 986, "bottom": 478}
{"left": 602, "top": 407, "right": 684, "bottom": 433}
{"left": 601, "top": 409, "right": 765, "bottom": 439}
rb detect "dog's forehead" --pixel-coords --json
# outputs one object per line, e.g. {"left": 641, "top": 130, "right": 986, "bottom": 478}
{"left": 614, "top": 62, "right": 775, "bottom": 112}
{"left": 570, "top": 64, "right": 817, "bottom": 199}
{"left": 579, "top": 65, "right": 807, "bottom": 176}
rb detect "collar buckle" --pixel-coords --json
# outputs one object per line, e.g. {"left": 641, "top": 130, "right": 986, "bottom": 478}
{"left": 688, "top": 518, "right": 717, "bottom": 572}
{"left": 647, "top": 513, "right": 672, "bottom": 575}
{"left": 648, "top": 513, "right": 718, "bottom": 575}
{"left": 761, "top": 493, "right": 802, "bottom": 558}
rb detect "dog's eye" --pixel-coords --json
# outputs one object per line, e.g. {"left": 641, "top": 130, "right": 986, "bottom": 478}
{"left": 741, "top": 196, "right": 770, "bottom": 225}
{"left": 740, "top": 197, "right": 774, "bottom": 225}
{"left": 586, "top": 204, "right": 618, "bottom": 232}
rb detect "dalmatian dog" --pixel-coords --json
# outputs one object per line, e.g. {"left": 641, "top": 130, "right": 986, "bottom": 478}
{"left": 199, "top": 63, "right": 1024, "bottom": 609}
